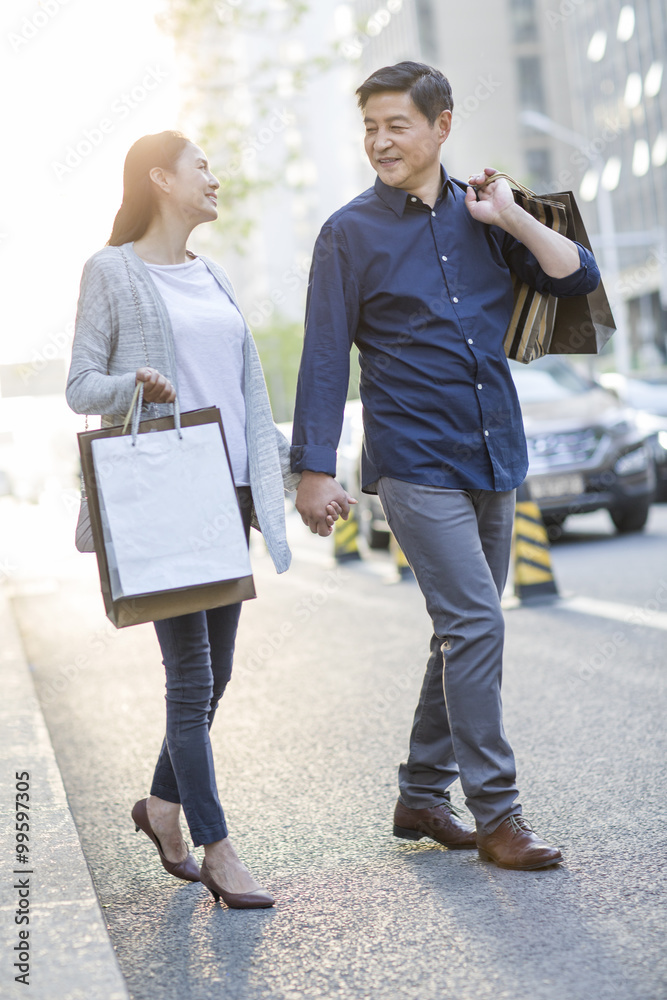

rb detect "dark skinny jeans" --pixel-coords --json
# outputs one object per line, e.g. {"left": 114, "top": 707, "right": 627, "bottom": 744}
{"left": 149, "top": 487, "right": 252, "bottom": 847}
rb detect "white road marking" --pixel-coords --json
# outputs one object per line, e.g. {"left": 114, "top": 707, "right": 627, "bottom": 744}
{"left": 556, "top": 595, "right": 667, "bottom": 632}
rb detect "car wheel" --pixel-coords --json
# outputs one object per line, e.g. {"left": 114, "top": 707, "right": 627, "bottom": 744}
{"left": 542, "top": 514, "right": 567, "bottom": 541}
{"left": 367, "top": 525, "right": 391, "bottom": 550}
{"left": 610, "top": 499, "right": 650, "bottom": 534}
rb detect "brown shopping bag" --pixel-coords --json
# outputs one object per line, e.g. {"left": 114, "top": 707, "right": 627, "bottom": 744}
{"left": 475, "top": 173, "right": 616, "bottom": 363}
{"left": 77, "top": 384, "right": 255, "bottom": 628}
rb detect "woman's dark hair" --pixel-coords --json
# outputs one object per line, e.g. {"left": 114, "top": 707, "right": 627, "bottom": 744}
{"left": 107, "top": 130, "right": 190, "bottom": 246}
{"left": 355, "top": 61, "right": 454, "bottom": 125}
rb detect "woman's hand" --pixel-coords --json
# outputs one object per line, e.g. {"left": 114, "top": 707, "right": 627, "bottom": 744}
{"left": 135, "top": 367, "right": 176, "bottom": 404}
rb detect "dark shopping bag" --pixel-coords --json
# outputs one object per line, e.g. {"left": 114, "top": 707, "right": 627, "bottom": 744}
{"left": 476, "top": 172, "right": 616, "bottom": 363}
{"left": 77, "top": 384, "right": 255, "bottom": 628}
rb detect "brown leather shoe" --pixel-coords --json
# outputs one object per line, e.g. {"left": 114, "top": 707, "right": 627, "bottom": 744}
{"left": 393, "top": 798, "right": 477, "bottom": 849}
{"left": 132, "top": 798, "right": 201, "bottom": 883}
{"left": 477, "top": 815, "right": 563, "bottom": 870}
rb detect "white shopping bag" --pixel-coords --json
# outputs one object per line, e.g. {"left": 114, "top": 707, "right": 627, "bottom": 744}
{"left": 91, "top": 421, "right": 251, "bottom": 601}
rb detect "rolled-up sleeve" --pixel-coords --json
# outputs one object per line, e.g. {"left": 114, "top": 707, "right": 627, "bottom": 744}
{"left": 291, "top": 224, "right": 360, "bottom": 476}
{"left": 503, "top": 238, "right": 601, "bottom": 297}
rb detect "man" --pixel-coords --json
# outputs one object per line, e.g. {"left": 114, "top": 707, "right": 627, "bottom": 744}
{"left": 291, "top": 62, "right": 600, "bottom": 870}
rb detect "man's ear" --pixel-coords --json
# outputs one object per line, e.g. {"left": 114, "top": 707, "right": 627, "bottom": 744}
{"left": 437, "top": 109, "right": 452, "bottom": 146}
{"left": 148, "top": 166, "right": 170, "bottom": 194}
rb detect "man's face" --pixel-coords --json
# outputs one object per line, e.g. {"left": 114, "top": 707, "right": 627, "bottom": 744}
{"left": 362, "top": 90, "right": 451, "bottom": 192}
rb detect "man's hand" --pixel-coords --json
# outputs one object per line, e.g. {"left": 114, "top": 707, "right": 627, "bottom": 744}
{"left": 464, "top": 168, "right": 515, "bottom": 227}
{"left": 465, "top": 167, "right": 580, "bottom": 278}
{"left": 136, "top": 367, "right": 176, "bottom": 404}
{"left": 295, "top": 471, "right": 358, "bottom": 537}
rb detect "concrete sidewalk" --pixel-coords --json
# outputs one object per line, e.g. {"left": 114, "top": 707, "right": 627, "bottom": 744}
{"left": 0, "top": 584, "right": 130, "bottom": 1000}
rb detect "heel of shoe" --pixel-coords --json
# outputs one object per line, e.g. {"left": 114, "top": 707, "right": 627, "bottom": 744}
{"left": 393, "top": 824, "right": 423, "bottom": 841}
{"left": 477, "top": 848, "right": 492, "bottom": 862}
{"left": 207, "top": 886, "right": 220, "bottom": 902}
{"left": 135, "top": 824, "right": 140, "bottom": 833}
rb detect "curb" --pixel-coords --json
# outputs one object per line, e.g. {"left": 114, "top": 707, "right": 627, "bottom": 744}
{"left": 0, "top": 584, "right": 130, "bottom": 1000}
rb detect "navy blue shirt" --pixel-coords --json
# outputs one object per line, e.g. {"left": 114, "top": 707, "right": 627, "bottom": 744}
{"left": 291, "top": 169, "right": 600, "bottom": 493}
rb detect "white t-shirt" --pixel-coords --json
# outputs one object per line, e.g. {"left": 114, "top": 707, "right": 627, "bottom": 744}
{"left": 144, "top": 256, "right": 250, "bottom": 486}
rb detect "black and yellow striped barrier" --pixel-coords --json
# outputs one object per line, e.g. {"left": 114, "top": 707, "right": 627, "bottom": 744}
{"left": 513, "top": 499, "right": 559, "bottom": 602}
{"left": 391, "top": 534, "right": 414, "bottom": 580}
{"left": 333, "top": 506, "right": 361, "bottom": 562}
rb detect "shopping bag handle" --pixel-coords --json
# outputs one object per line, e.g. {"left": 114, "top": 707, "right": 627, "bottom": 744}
{"left": 469, "top": 171, "right": 537, "bottom": 197}
{"left": 470, "top": 172, "right": 568, "bottom": 209}
{"left": 121, "top": 382, "right": 182, "bottom": 444}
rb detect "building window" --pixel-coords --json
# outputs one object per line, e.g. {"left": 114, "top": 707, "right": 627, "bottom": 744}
{"left": 509, "top": 0, "right": 538, "bottom": 42}
{"left": 617, "top": 5, "right": 635, "bottom": 41}
{"left": 645, "top": 62, "right": 663, "bottom": 98}
{"left": 517, "top": 57, "right": 546, "bottom": 112}
{"left": 587, "top": 29, "right": 607, "bottom": 62}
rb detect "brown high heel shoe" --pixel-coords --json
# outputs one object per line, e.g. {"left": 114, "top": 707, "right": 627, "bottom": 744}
{"left": 199, "top": 858, "right": 275, "bottom": 909}
{"left": 131, "top": 798, "right": 200, "bottom": 883}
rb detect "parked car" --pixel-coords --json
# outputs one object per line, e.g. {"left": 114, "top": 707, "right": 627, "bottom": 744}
{"left": 340, "top": 356, "right": 656, "bottom": 544}
{"left": 511, "top": 357, "right": 655, "bottom": 533}
{"left": 597, "top": 372, "right": 667, "bottom": 501}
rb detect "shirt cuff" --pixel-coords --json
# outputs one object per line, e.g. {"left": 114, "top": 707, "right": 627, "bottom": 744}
{"left": 290, "top": 444, "right": 337, "bottom": 477}
{"left": 547, "top": 243, "right": 600, "bottom": 296}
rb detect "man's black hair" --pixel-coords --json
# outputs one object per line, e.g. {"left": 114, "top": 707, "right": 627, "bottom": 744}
{"left": 355, "top": 61, "right": 454, "bottom": 125}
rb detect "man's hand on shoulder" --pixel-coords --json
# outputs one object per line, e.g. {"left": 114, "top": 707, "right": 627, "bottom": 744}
{"left": 464, "top": 168, "right": 518, "bottom": 228}
{"left": 295, "top": 471, "right": 357, "bottom": 537}
{"left": 465, "top": 167, "right": 581, "bottom": 278}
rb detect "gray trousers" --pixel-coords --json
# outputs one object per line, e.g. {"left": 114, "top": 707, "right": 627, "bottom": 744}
{"left": 376, "top": 477, "right": 521, "bottom": 836}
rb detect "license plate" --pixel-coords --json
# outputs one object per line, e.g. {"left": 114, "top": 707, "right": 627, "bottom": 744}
{"left": 528, "top": 473, "right": 585, "bottom": 500}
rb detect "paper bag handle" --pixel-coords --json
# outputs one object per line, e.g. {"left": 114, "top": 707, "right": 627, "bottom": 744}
{"left": 121, "top": 382, "right": 182, "bottom": 444}
{"left": 470, "top": 171, "right": 538, "bottom": 198}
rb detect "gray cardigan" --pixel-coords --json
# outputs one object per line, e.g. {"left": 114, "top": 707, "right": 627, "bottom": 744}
{"left": 66, "top": 242, "right": 300, "bottom": 574}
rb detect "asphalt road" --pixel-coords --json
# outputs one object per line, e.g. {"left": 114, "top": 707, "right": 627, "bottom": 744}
{"left": 9, "top": 499, "right": 667, "bottom": 1000}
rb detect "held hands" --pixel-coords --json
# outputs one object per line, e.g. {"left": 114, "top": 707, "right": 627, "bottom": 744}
{"left": 464, "top": 168, "right": 517, "bottom": 227}
{"left": 295, "top": 471, "right": 358, "bottom": 537}
{"left": 135, "top": 367, "right": 176, "bottom": 404}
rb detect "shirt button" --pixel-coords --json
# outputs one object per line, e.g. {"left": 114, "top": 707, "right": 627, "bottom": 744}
{"left": 484, "top": 430, "right": 489, "bottom": 436}
{"left": 441, "top": 255, "right": 448, "bottom": 261}
{"left": 410, "top": 196, "right": 417, "bottom": 202}
{"left": 477, "top": 383, "right": 483, "bottom": 390}
{"left": 468, "top": 339, "right": 474, "bottom": 344}
{"left": 452, "top": 296, "right": 459, "bottom": 303}
{"left": 431, "top": 211, "right": 436, "bottom": 217}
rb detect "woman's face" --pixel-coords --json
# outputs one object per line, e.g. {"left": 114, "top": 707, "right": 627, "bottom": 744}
{"left": 161, "top": 142, "right": 220, "bottom": 224}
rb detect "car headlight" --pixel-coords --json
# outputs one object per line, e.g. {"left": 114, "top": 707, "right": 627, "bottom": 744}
{"left": 614, "top": 446, "right": 650, "bottom": 476}
{"left": 658, "top": 431, "right": 667, "bottom": 453}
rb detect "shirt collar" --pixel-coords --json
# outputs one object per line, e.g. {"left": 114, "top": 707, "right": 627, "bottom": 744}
{"left": 373, "top": 165, "right": 452, "bottom": 217}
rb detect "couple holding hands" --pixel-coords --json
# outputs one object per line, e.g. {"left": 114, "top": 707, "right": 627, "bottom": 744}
{"left": 67, "top": 61, "right": 600, "bottom": 908}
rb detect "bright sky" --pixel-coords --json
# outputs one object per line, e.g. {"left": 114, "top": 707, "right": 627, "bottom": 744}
{"left": 1, "top": 0, "right": 181, "bottom": 364}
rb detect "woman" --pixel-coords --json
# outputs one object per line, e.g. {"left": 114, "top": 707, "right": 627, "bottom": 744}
{"left": 67, "top": 131, "right": 346, "bottom": 909}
